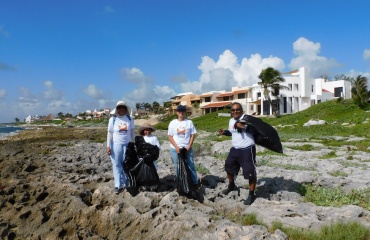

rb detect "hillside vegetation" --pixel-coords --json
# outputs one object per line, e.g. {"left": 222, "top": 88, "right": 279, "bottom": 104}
{"left": 155, "top": 99, "right": 370, "bottom": 141}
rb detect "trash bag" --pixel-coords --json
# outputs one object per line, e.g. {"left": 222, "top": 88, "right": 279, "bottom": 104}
{"left": 242, "top": 115, "right": 283, "bottom": 153}
{"left": 130, "top": 159, "right": 160, "bottom": 187}
{"left": 123, "top": 142, "right": 139, "bottom": 190}
{"left": 176, "top": 148, "right": 196, "bottom": 198}
{"left": 135, "top": 136, "right": 159, "bottom": 164}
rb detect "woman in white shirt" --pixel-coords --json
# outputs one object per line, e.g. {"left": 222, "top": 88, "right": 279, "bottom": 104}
{"left": 106, "top": 101, "right": 135, "bottom": 194}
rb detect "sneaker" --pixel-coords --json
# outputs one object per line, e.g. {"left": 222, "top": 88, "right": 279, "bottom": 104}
{"left": 244, "top": 193, "right": 256, "bottom": 205}
{"left": 114, "top": 187, "right": 120, "bottom": 195}
{"left": 222, "top": 183, "right": 238, "bottom": 195}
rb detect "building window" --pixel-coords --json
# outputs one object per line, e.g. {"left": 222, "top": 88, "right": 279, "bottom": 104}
{"left": 294, "top": 84, "right": 299, "bottom": 91}
{"left": 288, "top": 84, "right": 292, "bottom": 91}
{"left": 257, "top": 92, "right": 261, "bottom": 98}
{"left": 334, "top": 87, "right": 343, "bottom": 97}
{"left": 205, "top": 97, "right": 211, "bottom": 102}
{"left": 312, "top": 85, "right": 314, "bottom": 92}
{"left": 237, "top": 93, "right": 246, "bottom": 99}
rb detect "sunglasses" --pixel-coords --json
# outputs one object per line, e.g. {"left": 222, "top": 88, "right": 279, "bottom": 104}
{"left": 116, "top": 106, "right": 127, "bottom": 109}
{"left": 231, "top": 108, "right": 241, "bottom": 112}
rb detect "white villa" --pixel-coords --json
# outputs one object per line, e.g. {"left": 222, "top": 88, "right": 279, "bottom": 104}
{"left": 246, "top": 67, "right": 352, "bottom": 115}
{"left": 170, "top": 67, "right": 352, "bottom": 116}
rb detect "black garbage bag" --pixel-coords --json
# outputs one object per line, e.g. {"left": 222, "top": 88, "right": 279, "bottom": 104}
{"left": 123, "top": 142, "right": 139, "bottom": 190}
{"left": 241, "top": 115, "right": 283, "bottom": 153}
{"left": 130, "top": 159, "right": 160, "bottom": 187}
{"left": 176, "top": 148, "right": 196, "bottom": 198}
{"left": 135, "top": 136, "right": 160, "bottom": 164}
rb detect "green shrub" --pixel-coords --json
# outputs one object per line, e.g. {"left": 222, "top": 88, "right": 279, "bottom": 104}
{"left": 298, "top": 184, "right": 370, "bottom": 210}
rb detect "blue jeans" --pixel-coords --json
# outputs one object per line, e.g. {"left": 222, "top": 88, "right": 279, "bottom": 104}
{"left": 110, "top": 143, "right": 128, "bottom": 189}
{"left": 170, "top": 148, "right": 198, "bottom": 185}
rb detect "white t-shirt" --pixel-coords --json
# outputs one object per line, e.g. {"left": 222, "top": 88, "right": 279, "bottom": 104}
{"left": 143, "top": 135, "right": 161, "bottom": 149}
{"left": 107, "top": 115, "right": 135, "bottom": 145}
{"left": 167, "top": 119, "right": 197, "bottom": 149}
{"left": 228, "top": 114, "right": 255, "bottom": 149}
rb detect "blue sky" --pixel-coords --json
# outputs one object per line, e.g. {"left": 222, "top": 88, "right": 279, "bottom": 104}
{"left": 1, "top": 0, "right": 370, "bottom": 123}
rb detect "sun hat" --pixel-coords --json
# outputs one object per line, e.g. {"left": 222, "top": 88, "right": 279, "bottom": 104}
{"left": 176, "top": 105, "right": 186, "bottom": 112}
{"left": 138, "top": 123, "right": 156, "bottom": 135}
{"left": 112, "top": 100, "right": 131, "bottom": 116}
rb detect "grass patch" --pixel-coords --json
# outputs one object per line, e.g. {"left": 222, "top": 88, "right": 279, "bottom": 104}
{"left": 271, "top": 220, "right": 370, "bottom": 240}
{"left": 213, "top": 152, "right": 229, "bottom": 160}
{"left": 298, "top": 184, "right": 370, "bottom": 210}
{"left": 257, "top": 149, "right": 285, "bottom": 156}
{"left": 288, "top": 144, "right": 316, "bottom": 151}
{"left": 319, "top": 151, "right": 337, "bottom": 159}
{"left": 195, "top": 164, "right": 210, "bottom": 175}
{"left": 328, "top": 170, "right": 348, "bottom": 177}
{"left": 338, "top": 160, "right": 368, "bottom": 169}
{"left": 258, "top": 159, "right": 313, "bottom": 171}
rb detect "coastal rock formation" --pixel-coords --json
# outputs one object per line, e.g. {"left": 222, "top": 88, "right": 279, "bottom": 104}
{"left": 0, "top": 127, "right": 369, "bottom": 239}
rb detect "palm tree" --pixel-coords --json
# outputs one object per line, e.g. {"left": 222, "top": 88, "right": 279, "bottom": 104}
{"left": 152, "top": 101, "right": 160, "bottom": 114}
{"left": 144, "top": 102, "right": 152, "bottom": 114}
{"left": 135, "top": 103, "right": 141, "bottom": 112}
{"left": 258, "top": 67, "right": 287, "bottom": 115}
{"left": 350, "top": 75, "right": 369, "bottom": 108}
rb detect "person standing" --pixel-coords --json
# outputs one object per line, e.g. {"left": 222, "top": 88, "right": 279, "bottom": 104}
{"left": 106, "top": 101, "right": 135, "bottom": 194}
{"left": 168, "top": 105, "right": 200, "bottom": 193}
{"left": 218, "top": 102, "right": 257, "bottom": 205}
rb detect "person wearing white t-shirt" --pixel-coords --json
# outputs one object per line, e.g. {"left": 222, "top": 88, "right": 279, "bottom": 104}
{"left": 167, "top": 105, "right": 200, "bottom": 193}
{"left": 106, "top": 101, "right": 135, "bottom": 194}
{"left": 218, "top": 102, "right": 257, "bottom": 205}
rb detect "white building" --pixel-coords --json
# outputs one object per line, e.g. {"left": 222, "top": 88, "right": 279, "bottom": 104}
{"left": 246, "top": 67, "right": 352, "bottom": 116}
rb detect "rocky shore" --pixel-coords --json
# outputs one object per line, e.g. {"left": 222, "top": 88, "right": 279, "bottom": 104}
{"left": 0, "top": 126, "right": 369, "bottom": 239}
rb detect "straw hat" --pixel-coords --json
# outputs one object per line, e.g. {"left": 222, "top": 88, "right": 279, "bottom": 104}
{"left": 111, "top": 100, "right": 131, "bottom": 116}
{"left": 138, "top": 123, "right": 156, "bottom": 135}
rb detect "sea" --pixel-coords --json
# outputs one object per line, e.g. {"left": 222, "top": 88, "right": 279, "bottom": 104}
{"left": 0, "top": 124, "right": 25, "bottom": 139}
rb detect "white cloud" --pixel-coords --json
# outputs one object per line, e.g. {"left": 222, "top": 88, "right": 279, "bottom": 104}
{"left": 195, "top": 50, "right": 285, "bottom": 93}
{"left": 289, "top": 37, "right": 340, "bottom": 78}
{"left": 0, "top": 89, "right": 6, "bottom": 98}
{"left": 83, "top": 84, "right": 105, "bottom": 99}
{"left": 363, "top": 49, "right": 370, "bottom": 60}
{"left": 121, "top": 68, "right": 177, "bottom": 107}
{"left": 120, "top": 67, "right": 151, "bottom": 84}
{"left": 43, "top": 81, "right": 63, "bottom": 100}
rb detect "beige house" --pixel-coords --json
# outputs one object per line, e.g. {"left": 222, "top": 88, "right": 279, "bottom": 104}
{"left": 200, "top": 87, "right": 249, "bottom": 114}
{"left": 169, "top": 92, "right": 198, "bottom": 114}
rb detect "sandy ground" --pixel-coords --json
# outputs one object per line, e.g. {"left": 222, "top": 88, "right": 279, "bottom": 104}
{"left": 134, "top": 115, "right": 160, "bottom": 126}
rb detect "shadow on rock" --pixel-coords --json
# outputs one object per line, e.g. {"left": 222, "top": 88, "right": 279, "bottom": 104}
{"left": 257, "top": 176, "right": 303, "bottom": 200}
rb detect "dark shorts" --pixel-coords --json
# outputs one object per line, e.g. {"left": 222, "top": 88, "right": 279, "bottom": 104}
{"left": 224, "top": 145, "right": 256, "bottom": 179}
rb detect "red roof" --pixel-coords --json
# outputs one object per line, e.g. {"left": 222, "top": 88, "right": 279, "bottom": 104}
{"left": 232, "top": 89, "right": 248, "bottom": 94}
{"left": 201, "top": 101, "right": 232, "bottom": 108}
{"left": 322, "top": 89, "right": 331, "bottom": 93}
{"left": 217, "top": 92, "right": 233, "bottom": 97}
